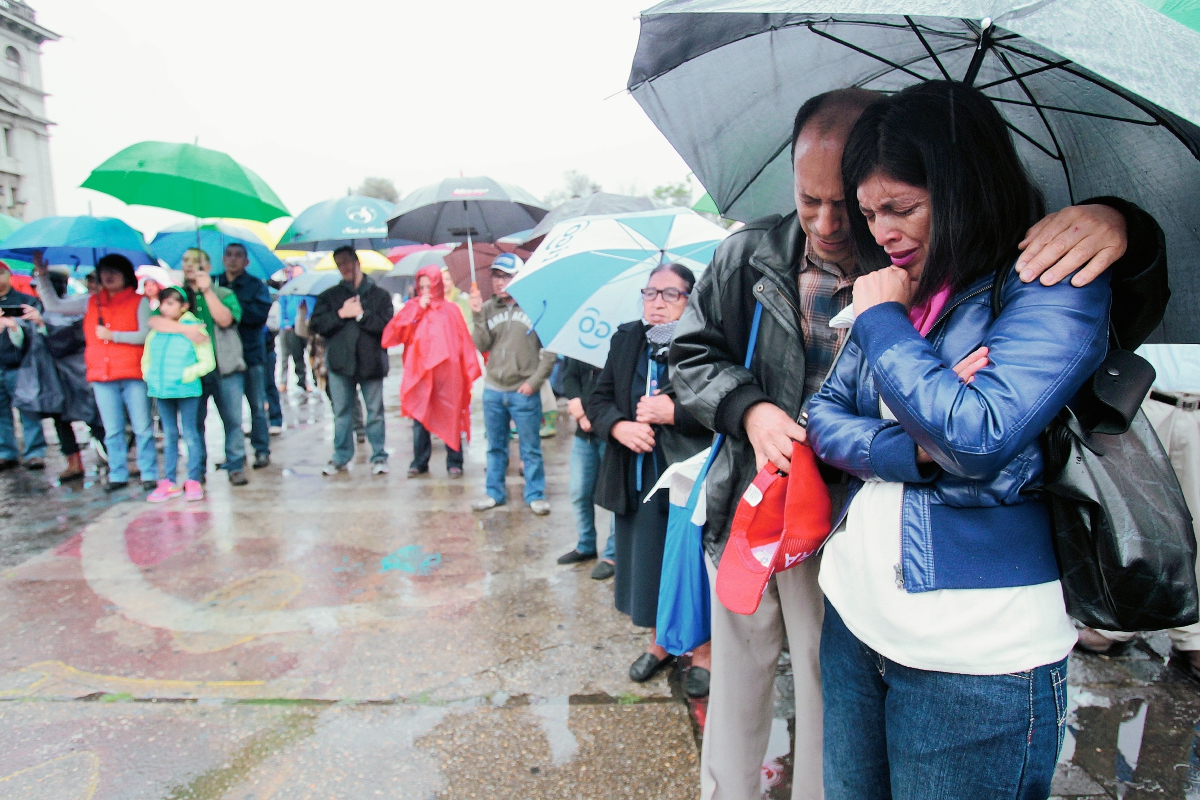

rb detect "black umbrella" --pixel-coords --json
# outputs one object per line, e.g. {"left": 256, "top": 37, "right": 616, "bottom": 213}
{"left": 388, "top": 176, "right": 548, "bottom": 288}
{"left": 627, "top": 1, "right": 1200, "bottom": 342}
{"left": 518, "top": 192, "right": 669, "bottom": 248}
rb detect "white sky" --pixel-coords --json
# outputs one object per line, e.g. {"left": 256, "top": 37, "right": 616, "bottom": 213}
{"left": 33, "top": 0, "right": 692, "bottom": 237}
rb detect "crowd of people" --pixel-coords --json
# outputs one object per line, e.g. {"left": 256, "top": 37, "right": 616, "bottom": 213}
{"left": 3, "top": 79, "right": 1200, "bottom": 800}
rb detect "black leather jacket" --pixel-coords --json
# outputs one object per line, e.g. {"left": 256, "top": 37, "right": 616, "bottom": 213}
{"left": 671, "top": 203, "right": 1168, "bottom": 563}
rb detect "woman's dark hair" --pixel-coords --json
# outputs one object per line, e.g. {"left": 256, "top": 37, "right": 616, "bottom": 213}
{"left": 648, "top": 262, "right": 696, "bottom": 293}
{"left": 94, "top": 253, "right": 137, "bottom": 290}
{"left": 841, "top": 80, "right": 1045, "bottom": 304}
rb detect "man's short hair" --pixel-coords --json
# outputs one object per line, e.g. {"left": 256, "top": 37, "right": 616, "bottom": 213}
{"left": 790, "top": 88, "right": 881, "bottom": 162}
{"left": 224, "top": 242, "right": 248, "bottom": 258}
{"left": 332, "top": 245, "right": 358, "bottom": 263}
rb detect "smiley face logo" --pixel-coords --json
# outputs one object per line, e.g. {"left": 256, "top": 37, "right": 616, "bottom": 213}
{"left": 346, "top": 206, "right": 377, "bottom": 224}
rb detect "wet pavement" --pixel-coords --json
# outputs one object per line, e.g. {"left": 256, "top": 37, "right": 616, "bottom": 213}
{"left": 2, "top": 362, "right": 1200, "bottom": 798}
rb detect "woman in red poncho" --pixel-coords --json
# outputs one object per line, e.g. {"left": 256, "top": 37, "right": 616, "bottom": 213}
{"left": 382, "top": 265, "right": 481, "bottom": 478}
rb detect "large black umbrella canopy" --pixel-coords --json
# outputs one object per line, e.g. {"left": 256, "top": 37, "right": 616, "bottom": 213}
{"left": 627, "top": 0, "right": 1200, "bottom": 343}
{"left": 519, "top": 192, "right": 669, "bottom": 248}
{"left": 386, "top": 176, "right": 548, "bottom": 244}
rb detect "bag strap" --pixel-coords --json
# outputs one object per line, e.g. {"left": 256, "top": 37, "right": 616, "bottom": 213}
{"left": 686, "top": 301, "right": 764, "bottom": 506}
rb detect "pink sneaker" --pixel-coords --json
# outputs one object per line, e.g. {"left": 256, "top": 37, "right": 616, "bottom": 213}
{"left": 183, "top": 479, "right": 204, "bottom": 501}
{"left": 147, "top": 480, "right": 182, "bottom": 503}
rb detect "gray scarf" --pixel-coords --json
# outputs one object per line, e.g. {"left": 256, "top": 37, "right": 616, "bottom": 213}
{"left": 645, "top": 319, "right": 679, "bottom": 348}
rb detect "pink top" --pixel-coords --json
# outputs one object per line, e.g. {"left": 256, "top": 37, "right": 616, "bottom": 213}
{"left": 908, "top": 284, "right": 952, "bottom": 336}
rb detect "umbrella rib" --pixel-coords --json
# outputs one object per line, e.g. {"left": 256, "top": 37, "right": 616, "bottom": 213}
{"left": 806, "top": 25, "right": 930, "bottom": 82}
{"left": 975, "top": 59, "right": 1071, "bottom": 90}
{"left": 994, "top": 48, "right": 1074, "bottom": 204}
{"left": 905, "top": 16, "right": 952, "bottom": 81}
{"left": 1001, "top": 119, "right": 1062, "bottom": 162}
{"left": 984, "top": 96, "right": 1158, "bottom": 126}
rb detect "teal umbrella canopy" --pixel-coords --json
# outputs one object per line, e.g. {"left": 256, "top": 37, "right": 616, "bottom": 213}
{"left": 152, "top": 221, "right": 285, "bottom": 280}
{"left": 0, "top": 216, "right": 157, "bottom": 273}
{"left": 276, "top": 195, "right": 408, "bottom": 251}
{"left": 82, "top": 141, "right": 289, "bottom": 222}
{"left": 628, "top": 0, "right": 1200, "bottom": 342}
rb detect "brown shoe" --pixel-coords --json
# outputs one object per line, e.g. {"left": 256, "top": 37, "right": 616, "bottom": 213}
{"left": 59, "top": 452, "right": 84, "bottom": 482}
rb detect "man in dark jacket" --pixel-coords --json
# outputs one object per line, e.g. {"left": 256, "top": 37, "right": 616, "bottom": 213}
{"left": 0, "top": 260, "right": 46, "bottom": 470}
{"left": 557, "top": 356, "right": 617, "bottom": 579}
{"left": 218, "top": 243, "right": 273, "bottom": 469}
{"left": 309, "top": 247, "right": 393, "bottom": 475}
{"left": 670, "top": 88, "right": 1171, "bottom": 800}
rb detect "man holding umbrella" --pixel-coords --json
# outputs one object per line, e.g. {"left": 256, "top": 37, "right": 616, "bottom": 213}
{"left": 670, "top": 88, "right": 1170, "bottom": 800}
{"left": 468, "top": 254, "right": 555, "bottom": 515}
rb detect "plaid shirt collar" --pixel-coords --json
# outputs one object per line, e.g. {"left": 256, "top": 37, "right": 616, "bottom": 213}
{"left": 800, "top": 237, "right": 860, "bottom": 287}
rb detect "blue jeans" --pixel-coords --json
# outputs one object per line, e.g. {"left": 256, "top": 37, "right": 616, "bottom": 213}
{"left": 483, "top": 388, "right": 545, "bottom": 504}
{"left": 91, "top": 379, "right": 157, "bottom": 483}
{"left": 157, "top": 396, "right": 204, "bottom": 483}
{"left": 198, "top": 371, "right": 246, "bottom": 472}
{"left": 243, "top": 363, "right": 271, "bottom": 457}
{"left": 821, "top": 600, "right": 1067, "bottom": 800}
{"left": 0, "top": 365, "right": 46, "bottom": 461}
{"left": 571, "top": 435, "right": 615, "bottom": 558}
{"left": 328, "top": 372, "right": 386, "bottom": 466}
{"left": 263, "top": 344, "right": 282, "bottom": 427}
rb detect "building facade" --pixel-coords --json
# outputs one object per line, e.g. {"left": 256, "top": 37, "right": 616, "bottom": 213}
{"left": 0, "top": 0, "right": 55, "bottom": 220}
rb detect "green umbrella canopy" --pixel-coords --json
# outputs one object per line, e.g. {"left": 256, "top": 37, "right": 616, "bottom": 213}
{"left": 81, "top": 141, "right": 289, "bottom": 223}
{"left": 692, "top": 192, "right": 720, "bottom": 215}
{"left": 1139, "top": 0, "right": 1200, "bottom": 33}
{"left": 0, "top": 213, "right": 24, "bottom": 240}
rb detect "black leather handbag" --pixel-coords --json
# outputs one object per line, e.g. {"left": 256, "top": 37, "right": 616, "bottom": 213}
{"left": 44, "top": 320, "right": 86, "bottom": 359}
{"left": 992, "top": 270, "right": 1198, "bottom": 632}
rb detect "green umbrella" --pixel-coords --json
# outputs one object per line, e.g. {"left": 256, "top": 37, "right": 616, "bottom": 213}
{"left": 692, "top": 192, "right": 720, "bottom": 215}
{"left": 81, "top": 141, "right": 289, "bottom": 223}
{"left": 0, "top": 213, "right": 24, "bottom": 240}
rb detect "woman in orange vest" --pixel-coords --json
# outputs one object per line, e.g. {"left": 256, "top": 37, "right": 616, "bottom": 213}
{"left": 83, "top": 254, "right": 158, "bottom": 493}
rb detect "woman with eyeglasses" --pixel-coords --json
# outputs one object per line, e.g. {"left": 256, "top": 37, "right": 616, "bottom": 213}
{"left": 586, "top": 263, "right": 714, "bottom": 697}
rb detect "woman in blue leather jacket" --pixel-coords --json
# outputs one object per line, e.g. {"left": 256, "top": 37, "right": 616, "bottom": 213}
{"left": 806, "top": 81, "right": 1110, "bottom": 800}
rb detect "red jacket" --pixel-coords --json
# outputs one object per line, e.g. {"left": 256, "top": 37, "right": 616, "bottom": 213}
{"left": 381, "top": 266, "right": 481, "bottom": 449}
{"left": 83, "top": 288, "right": 145, "bottom": 382}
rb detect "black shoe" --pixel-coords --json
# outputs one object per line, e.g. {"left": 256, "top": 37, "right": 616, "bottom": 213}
{"left": 0, "top": 458, "right": 17, "bottom": 471}
{"left": 253, "top": 453, "right": 270, "bottom": 469}
{"left": 629, "top": 652, "right": 673, "bottom": 683}
{"left": 591, "top": 560, "right": 615, "bottom": 580}
{"left": 407, "top": 467, "right": 428, "bottom": 478}
{"left": 557, "top": 549, "right": 598, "bottom": 565}
{"left": 141, "top": 480, "right": 157, "bottom": 492}
{"left": 356, "top": 432, "right": 366, "bottom": 444}
{"left": 104, "top": 480, "right": 128, "bottom": 493}
{"left": 228, "top": 470, "right": 248, "bottom": 486}
{"left": 24, "top": 457, "right": 45, "bottom": 470}
{"left": 684, "top": 666, "right": 711, "bottom": 698}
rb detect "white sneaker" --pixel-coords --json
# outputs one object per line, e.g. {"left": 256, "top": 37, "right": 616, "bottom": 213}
{"left": 529, "top": 500, "right": 551, "bottom": 516}
{"left": 322, "top": 461, "right": 345, "bottom": 476}
{"left": 269, "top": 425, "right": 283, "bottom": 436}
{"left": 471, "top": 496, "right": 502, "bottom": 511}
{"left": 372, "top": 462, "right": 389, "bottom": 475}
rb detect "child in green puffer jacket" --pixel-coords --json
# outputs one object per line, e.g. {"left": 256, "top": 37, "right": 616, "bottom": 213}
{"left": 141, "top": 286, "right": 215, "bottom": 502}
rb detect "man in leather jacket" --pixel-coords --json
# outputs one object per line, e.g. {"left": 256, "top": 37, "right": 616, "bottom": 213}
{"left": 669, "top": 88, "right": 1169, "bottom": 800}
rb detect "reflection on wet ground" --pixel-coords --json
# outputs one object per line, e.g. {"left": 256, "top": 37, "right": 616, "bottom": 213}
{"left": 3, "top": 365, "right": 1200, "bottom": 797}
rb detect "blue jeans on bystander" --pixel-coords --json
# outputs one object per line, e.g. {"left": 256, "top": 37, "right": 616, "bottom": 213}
{"left": 264, "top": 344, "right": 283, "bottom": 427}
{"left": 92, "top": 379, "right": 157, "bottom": 484}
{"left": 328, "top": 372, "right": 386, "bottom": 467}
{"left": 0, "top": 365, "right": 46, "bottom": 461}
{"left": 157, "top": 396, "right": 204, "bottom": 483}
{"left": 821, "top": 599, "right": 1067, "bottom": 800}
{"left": 243, "top": 363, "right": 271, "bottom": 457}
{"left": 570, "top": 435, "right": 615, "bottom": 559}
{"left": 483, "top": 388, "right": 545, "bottom": 505}
{"left": 198, "top": 371, "right": 246, "bottom": 472}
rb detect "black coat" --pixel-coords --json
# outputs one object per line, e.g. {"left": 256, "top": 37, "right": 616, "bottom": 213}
{"left": 561, "top": 356, "right": 603, "bottom": 441}
{"left": 587, "top": 321, "right": 711, "bottom": 516}
{"left": 670, "top": 200, "right": 1170, "bottom": 563}
{"left": 308, "top": 276, "right": 393, "bottom": 381}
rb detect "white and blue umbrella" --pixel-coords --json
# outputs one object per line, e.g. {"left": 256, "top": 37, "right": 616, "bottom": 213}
{"left": 506, "top": 207, "right": 727, "bottom": 368}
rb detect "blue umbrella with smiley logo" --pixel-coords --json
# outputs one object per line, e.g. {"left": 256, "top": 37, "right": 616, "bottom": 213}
{"left": 275, "top": 195, "right": 413, "bottom": 251}
{"left": 506, "top": 207, "right": 727, "bottom": 368}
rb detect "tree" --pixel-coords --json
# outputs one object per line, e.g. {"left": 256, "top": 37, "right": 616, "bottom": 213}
{"left": 354, "top": 177, "right": 399, "bottom": 204}
{"left": 651, "top": 177, "right": 693, "bottom": 208}
{"left": 543, "top": 170, "right": 602, "bottom": 208}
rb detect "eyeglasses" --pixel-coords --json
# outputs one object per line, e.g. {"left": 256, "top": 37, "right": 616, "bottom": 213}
{"left": 640, "top": 287, "right": 689, "bottom": 303}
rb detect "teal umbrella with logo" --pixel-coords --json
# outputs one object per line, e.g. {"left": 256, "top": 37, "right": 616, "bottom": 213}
{"left": 276, "top": 195, "right": 411, "bottom": 251}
